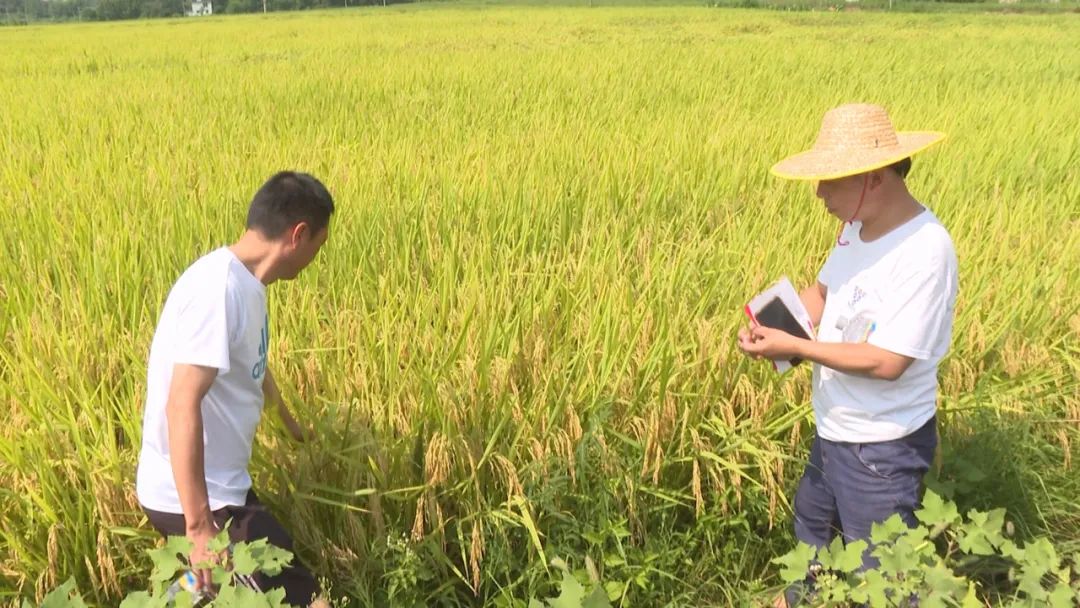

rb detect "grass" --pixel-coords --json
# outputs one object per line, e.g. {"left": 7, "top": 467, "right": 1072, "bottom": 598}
{"left": 0, "top": 2, "right": 1078, "bottom": 605}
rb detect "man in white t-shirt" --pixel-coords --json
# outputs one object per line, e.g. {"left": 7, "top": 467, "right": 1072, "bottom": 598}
{"left": 736, "top": 104, "right": 958, "bottom": 606}
{"left": 136, "top": 171, "right": 334, "bottom": 607}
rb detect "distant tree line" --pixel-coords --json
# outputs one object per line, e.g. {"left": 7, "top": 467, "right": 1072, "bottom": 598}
{"left": 0, "top": 0, "right": 410, "bottom": 23}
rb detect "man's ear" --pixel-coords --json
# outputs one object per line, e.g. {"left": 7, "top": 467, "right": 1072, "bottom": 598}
{"left": 869, "top": 169, "right": 887, "bottom": 190}
{"left": 289, "top": 222, "right": 309, "bottom": 247}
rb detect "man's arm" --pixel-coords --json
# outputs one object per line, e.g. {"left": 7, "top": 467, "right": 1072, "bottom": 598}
{"left": 799, "top": 282, "right": 827, "bottom": 330}
{"left": 793, "top": 339, "right": 914, "bottom": 381}
{"left": 165, "top": 363, "right": 220, "bottom": 589}
{"left": 264, "top": 367, "right": 309, "bottom": 443}
{"left": 739, "top": 326, "right": 914, "bottom": 381}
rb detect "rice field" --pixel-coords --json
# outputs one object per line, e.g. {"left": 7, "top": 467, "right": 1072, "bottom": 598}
{"left": 1, "top": 3, "right": 1078, "bottom": 605}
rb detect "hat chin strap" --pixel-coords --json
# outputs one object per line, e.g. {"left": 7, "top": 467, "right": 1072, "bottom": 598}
{"left": 836, "top": 173, "right": 870, "bottom": 247}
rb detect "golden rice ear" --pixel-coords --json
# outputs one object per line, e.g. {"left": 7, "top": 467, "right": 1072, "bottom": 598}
{"left": 469, "top": 519, "right": 484, "bottom": 594}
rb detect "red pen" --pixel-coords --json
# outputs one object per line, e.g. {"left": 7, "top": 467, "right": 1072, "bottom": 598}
{"left": 743, "top": 304, "right": 759, "bottom": 328}
{"left": 742, "top": 305, "right": 779, "bottom": 371}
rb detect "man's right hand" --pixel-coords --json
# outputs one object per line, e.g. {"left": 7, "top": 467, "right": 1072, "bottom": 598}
{"left": 187, "top": 523, "right": 222, "bottom": 592}
{"left": 737, "top": 324, "right": 762, "bottom": 359}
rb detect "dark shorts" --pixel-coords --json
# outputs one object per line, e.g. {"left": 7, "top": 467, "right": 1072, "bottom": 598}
{"left": 786, "top": 416, "right": 937, "bottom": 604}
{"left": 142, "top": 490, "right": 319, "bottom": 607}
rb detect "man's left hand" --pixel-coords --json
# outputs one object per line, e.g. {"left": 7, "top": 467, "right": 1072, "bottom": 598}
{"left": 739, "top": 325, "right": 804, "bottom": 360}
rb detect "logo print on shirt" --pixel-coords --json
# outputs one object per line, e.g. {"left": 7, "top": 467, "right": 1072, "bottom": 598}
{"left": 848, "top": 286, "right": 868, "bottom": 309}
{"left": 252, "top": 315, "right": 269, "bottom": 380}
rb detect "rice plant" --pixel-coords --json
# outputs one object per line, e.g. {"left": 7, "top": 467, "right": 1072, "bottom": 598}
{"left": 0, "top": 4, "right": 1077, "bottom": 605}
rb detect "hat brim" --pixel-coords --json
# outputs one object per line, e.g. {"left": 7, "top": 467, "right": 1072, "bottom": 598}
{"left": 770, "top": 131, "right": 946, "bottom": 181}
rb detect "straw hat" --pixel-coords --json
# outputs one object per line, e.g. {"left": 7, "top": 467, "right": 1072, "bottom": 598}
{"left": 771, "top": 104, "right": 945, "bottom": 181}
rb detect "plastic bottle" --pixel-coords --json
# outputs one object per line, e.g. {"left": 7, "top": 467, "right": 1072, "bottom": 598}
{"left": 164, "top": 570, "right": 206, "bottom": 606}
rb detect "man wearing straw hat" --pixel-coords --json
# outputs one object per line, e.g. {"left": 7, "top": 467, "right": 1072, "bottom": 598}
{"left": 737, "top": 104, "right": 958, "bottom": 605}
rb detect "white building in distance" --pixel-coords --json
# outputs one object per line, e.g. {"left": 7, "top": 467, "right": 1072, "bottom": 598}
{"left": 186, "top": 0, "right": 212, "bottom": 16}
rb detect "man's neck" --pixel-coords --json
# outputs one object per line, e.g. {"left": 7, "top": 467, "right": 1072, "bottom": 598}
{"left": 228, "top": 231, "right": 278, "bottom": 285}
{"left": 859, "top": 185, "right": 924, "bottom": 243}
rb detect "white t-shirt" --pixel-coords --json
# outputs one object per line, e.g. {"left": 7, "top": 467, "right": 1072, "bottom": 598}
{"left": 136, "top": 247, "right": 269, "bottom": 513}
{"left": 813, "top": 209, "right": 958, "bottom": 443}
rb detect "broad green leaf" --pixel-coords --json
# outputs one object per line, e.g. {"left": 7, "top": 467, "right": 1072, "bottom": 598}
{"left": 1047, "top": 582, "right": 1075, "bottom": 608}
{"left": 958, "top": 508, "right": 1007, "bottom": 555}
{"left": 1016, "top": 566, "right": 1049, "bottom": 602}
{"left": 214, "top": 584, "right": 282, "bottom": 608}
{"left": 232, "top": 541, "right": 260, "bottom": 576}
{"left": 212, "top": 584, "right": 242, "bottom": 607}
{"left": 208, "top": 526, "right": 232, "bottom": 554}
{"left": 815, "top": 536, "right": 843, "bottom": 572}
{"left": 833, "top": 539, "right": 867, "bottom": 574}
{"left": 850, "top": 569, "right": 889, "bottom": 607}
{"left": 603, "top": 554, "right": 625, "bottom": 568}
{"left": 581, "top": 531, "right": 605, "bottom": 545}
{"left": 147, "top": 536, "right": 192, "bottom": 583}
{"left": 262, "top": 587, "right": 289, "bottom": 608}
{"left": 1000, "top": 539, "right": 1026, "bottom": 562}
{"left": 961, "top": 581, "right": 982, "bottom": 608}
{"left": 956, "top": 460, "right": 987, "bottom": 483}
{"left": 173, "top": 591, "right": 195, "bottom": 608}
{"left": 771, "top": 542, "right": 816, "bottom": 584}
{"left": 253, "top": 542, "right": 293, "bottom": 576}
{"left": 877, "top": 536, "right": 920, "bottom": 575}
{"left": 817, "top": 536, "right": 867, "bottom": 574}
{"left": 211, "top": 563, "right": 232, "bottom": 586}
{"left": 118, "top": 591, "right": 160, "bottom": 608}
{"left": 1021, "top": 537, "right": 1059, "bottom": 574}
{"left": 903, "top": 524, "right": 930, "bottom": 544}
{"left": 916, "top": 491, "right": 961, "bottom": 529}
{"left": 924, "top": 560, "right": 965, "bottom": 597}
{"left": 39, "top": 579, "right": 87, "bottom": 608}
{"left": 820, "top": 577, "right": 850, "bottom": 603}
{"left": 581, "top": 585, "right": 613, "bottom": 608}
{"left": 603, "top": 580, "right": 625, "bottom": 601}
{"left": 870, "top": 514, "right": 911, "bottom": 545}
{"left": 957, "top": 527, "right": 995, "bottom": 555}
{"left": 547, "top": 570, "right": 586, "bottom": 608}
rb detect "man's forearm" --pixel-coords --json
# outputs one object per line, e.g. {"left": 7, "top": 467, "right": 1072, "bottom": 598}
{"left": 794, "top": 340, "right": 907, "bottom": 381}
{"left": 166, "top": 398, "right": 214, "bottom": 532}
{"left": 798, "top": 284, "right": 826, "bottom": 329}
{"left": 264, "top": 368, "right": 308, "bottom": 442}
{"left": 279, "top": 402, "right": 308, "bottom": 442}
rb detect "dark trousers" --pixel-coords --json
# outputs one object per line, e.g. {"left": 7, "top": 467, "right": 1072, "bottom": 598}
{"left": 786, "top": 417, "right": 937, "bottom": 605}
{"left": 143, "top": 490, "right": 319, "bottom": 607}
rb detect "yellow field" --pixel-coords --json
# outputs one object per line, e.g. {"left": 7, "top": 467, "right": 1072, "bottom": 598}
{"left": 1, "top": 4, "right": 1078, "bottom": 605}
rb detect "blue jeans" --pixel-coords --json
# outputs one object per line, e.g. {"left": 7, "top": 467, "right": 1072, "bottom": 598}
{"left": 786, "top": 417, "right": 937, "bottom": 605}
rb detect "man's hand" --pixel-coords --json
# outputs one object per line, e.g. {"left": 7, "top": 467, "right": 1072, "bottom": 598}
{"left": 187, "top": 522, "right": 223, "bottom": 592}
{"left": 738, "top": 325, "right": 805, "bottom": 361}
{"left": 264, "top": 368, "right": 313, "bottom": 443}
{"left": 737, "top": 325, "right": 761, "bottom": 359}
{"left": 279, "top": 404, "right": 312, "bottom": 443}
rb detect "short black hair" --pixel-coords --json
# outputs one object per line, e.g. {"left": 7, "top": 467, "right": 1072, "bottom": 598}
{"left": 886, "top": 157, "right": 912, "bottom": 179}
{"left": 246, "top": 171, "right": 335, "bottom": 238}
